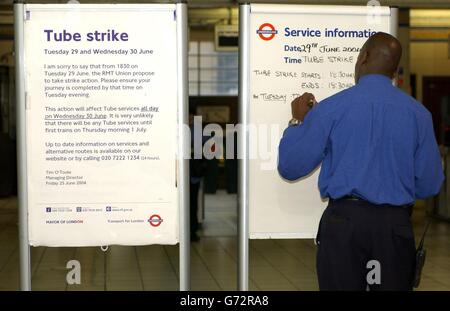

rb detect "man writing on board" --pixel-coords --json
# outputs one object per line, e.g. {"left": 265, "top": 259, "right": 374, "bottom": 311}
{"left": 278, "top": 32, "right": 444, "bottom": 291}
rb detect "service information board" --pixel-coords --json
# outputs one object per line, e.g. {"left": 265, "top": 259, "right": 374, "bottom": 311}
{"left": 248, "top": 5, "right": 393, "bottom": 238}
{"left": 24, "top": 4, "right": 179, "bottom": 246}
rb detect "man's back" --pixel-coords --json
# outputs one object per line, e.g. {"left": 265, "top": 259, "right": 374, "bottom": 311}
{"left": 280, "top": 32, "right": 445, "bottom": 291}
{"left": 278, "top": 74, "right": 444, "bottom": 205}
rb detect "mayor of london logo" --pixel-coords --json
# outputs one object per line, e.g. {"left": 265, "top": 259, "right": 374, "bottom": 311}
{"left": 148, "top": 214, "right": 163, "bottom": 227}
{"left": 256, "top": 23, "right": 278, "bottom": 41}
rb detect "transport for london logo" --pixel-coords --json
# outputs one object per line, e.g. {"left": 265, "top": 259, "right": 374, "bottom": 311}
{"left": 148, "top": 214, "right": 163, "bottom": 227}
{"left": 256, "top": 23, "right": 278, "bottom": 41}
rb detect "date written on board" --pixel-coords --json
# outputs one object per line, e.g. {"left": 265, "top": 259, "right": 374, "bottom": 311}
{"left": 253, "top": 93, "right": 287, "bottom": 102}
{"left": 319, "top": 45, "right": 361, "bottom": 53}
{"left": 284, "top": 43, "right": 318, "bottom": 53}
{"left": 253, "top": 90, "right": 320, "bottom": 103}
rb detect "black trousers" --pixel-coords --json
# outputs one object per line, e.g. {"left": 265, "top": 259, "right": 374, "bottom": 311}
{"left": 316, "top": 199, "right": 416, "bottom": 291}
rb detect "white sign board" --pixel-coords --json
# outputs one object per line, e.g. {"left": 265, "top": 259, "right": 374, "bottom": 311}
{"left": 24, "top": 4, "right": 180, "bottom": 246}
{"left": 248, "top": 4, "right": 394, "bottom": 238}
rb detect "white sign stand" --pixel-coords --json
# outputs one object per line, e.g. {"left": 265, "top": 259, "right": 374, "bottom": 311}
{"left": 15, "top": 1, "right": 190, "bottom": 291}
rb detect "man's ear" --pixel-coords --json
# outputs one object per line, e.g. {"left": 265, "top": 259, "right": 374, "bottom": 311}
{"left": 392, "top": 67, "right": 400, "bottom": 80}
{"left": 360, "top": 50, "right": 369, "bottom": 65}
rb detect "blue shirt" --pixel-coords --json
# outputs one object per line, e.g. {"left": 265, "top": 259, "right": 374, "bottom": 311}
{"left": 278, "top": 74, "right": 444, "bottom": 205}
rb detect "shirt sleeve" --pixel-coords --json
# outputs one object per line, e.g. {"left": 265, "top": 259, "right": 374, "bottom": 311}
{"left": 414, "top": 113, "right": 445, "bottom": 199}
{"left": 278, "top": 106, "right": 330, "bottom": 181}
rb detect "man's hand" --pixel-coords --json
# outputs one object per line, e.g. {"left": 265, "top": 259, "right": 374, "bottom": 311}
{"left": 291, "top": 92, "right": 317, "bottom": 122}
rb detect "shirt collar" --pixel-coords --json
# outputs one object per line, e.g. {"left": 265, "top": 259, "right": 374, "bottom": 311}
{"left": 357, "top": 74, "right": 393, "bottom": 86}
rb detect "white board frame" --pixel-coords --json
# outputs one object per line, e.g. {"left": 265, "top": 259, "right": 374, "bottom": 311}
{"left": 238, "top": 3, "right": 398, "bottom": 290}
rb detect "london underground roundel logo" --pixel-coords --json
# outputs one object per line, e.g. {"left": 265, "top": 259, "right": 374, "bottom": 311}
{"left": 148, "top": 214, "right": 163, "bottom": 227}
{"left": 256, "top": 23, "right": 278, "bottom": 41}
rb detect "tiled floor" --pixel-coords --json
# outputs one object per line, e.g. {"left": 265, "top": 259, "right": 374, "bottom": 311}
{"left": 0, "top": 191, "right": 449, "bottom": 291}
